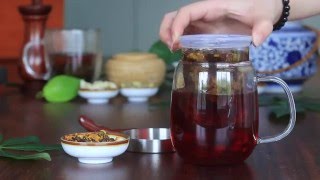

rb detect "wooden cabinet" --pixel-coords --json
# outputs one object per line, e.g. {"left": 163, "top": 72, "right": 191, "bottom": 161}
{"left": 0, "top": 0, "right": 63, "bottom": 83}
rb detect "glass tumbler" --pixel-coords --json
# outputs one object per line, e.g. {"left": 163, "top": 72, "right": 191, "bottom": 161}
{"left": 44, "top": 29, "right": 103, "bottom": 82}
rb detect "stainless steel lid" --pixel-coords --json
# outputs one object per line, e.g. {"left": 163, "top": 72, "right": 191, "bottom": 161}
{"left": 123, "top": 128, "right": 175, "bottom": 153}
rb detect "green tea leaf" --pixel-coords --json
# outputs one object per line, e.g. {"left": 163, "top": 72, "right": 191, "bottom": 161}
{"left": 169, "top": 50, "right": 183, "bottom": 62}
{"left": 2, "top": 144, "right": 62, "bottom": 152}
{"left": 1, "top": 136, "right": 40, "bottom": 146}
{"left": 270, "top": 104, "right": 305, "bottom": 118}
{"left": 0, "top": 150, "right": 51, "bottom": 161}
{"left": 270, "top": 106, "right": 289, "bottom": 118}
{"left": 259, "top": 96, "right": 283, "bottom": 106}
{"left": 303, "top": 103, "right": 320, "bottom": 111}
{"left": 149, "top": 40, "right": 182, "bottom": 65}
{"left": 0, "top": 135, "right": 61, "bottom": 161}
{"left": 149, "top": 40, "right": 171, "bottom": 63}
{"left": 301, "top": 98, "right": 320, "bottom": 104}
{"left": 295, "top": 104, "right": 306, "bottom": 113}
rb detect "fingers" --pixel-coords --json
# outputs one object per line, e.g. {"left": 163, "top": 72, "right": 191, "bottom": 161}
{"left": 252, "top": 20, "right": 273, "bottom": 46}
{"left": 171, "top": 1, "right": 227, "bottom": 43}
{"left": 159, "top": 11, "right": 177, "bottom": 46}
{"left": 160, "top": 0, "right": 273, "bottom": 48}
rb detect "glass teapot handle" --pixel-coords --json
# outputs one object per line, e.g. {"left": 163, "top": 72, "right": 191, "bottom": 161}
{"left": 256, "top": 76, "right": 296, "bottom": 144}
{"left": 22, "top": 40, "right": 51, "bottom": 80}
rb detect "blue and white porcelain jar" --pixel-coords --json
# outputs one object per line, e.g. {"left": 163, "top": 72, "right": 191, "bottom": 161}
{"left": 250, "top": 22, "right": 319, "bottom": 93}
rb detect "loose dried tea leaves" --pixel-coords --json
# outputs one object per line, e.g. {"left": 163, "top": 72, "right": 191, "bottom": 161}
{"left": 180, "top": 48, "right": 250, "bottom": 95}
{"left": 63, "top": 130, "right": 116, "bottom": 143}
{"left": 182, "top": 48, "right": 249, "bottom": 63}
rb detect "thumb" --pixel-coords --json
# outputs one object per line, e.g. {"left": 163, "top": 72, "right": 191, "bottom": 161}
{"left": 252, "top": 20, "right": 273, "bottom": 46}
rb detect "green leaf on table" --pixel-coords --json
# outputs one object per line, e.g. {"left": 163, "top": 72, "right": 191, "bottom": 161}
{"left": 303, "top": 103, "right": 320, "bottom": 111}
{"left": 0, "top": 150, "right": 51, "bottom": 161}
{"left": 0, "top": 135, "right": 61, "bottom": 161}
{"left": 270, "top": 106, "right": 289, "bottom": 118}
{"left": 270, "top": 104, "right": 305, "bottom": 118}
{"left": 1, "top": 136, "right": 40, "bottom": 146}
{"left": 2, "top": 144, "right": 62, "bottom": 152}
{"left": 295, "top": 104, "right": 306, "bottom": 114}
{"left": 259, "top": 96, "right": 283, "bottom": 106}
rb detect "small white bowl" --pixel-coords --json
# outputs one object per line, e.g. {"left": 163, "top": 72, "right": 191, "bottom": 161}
{"left": 78, "top": 90, "right": 119, "bottom": 104}
{"left": 120, "top": 88, "right": 159, "bottom": 102}
{"left": 61, "top": 132, "right": 130, "bottom": 164}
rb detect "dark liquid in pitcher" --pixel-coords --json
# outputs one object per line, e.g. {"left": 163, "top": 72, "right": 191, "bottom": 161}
{"left": 170, "top": 90, "right": 258, "bottom": 165}
{"left": 50, "top": 53, "right": 96, "bottom": 81}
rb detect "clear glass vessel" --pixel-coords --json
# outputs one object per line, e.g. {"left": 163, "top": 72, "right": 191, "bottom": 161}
{"left": 170, "top": 35, "right": 296, "bottom": 165}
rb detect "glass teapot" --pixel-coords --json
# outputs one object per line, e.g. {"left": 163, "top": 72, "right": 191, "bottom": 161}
{"left": 170, "top": 35, "right": 296, "bottom": 165}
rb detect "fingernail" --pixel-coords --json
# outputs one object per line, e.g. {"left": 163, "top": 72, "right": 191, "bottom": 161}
{"left": 169, "top": 42, "right": 174, "bottom": 53}
{"left": 166, "top": 40, "right": 172, "bottom": 48}
{"left": 253, "top": 35, "right": 262, "bottom": 47}
{"left": 172, "top": 31, "right": 179, "bottom": 44}
{"left": 168, "top": 30, "right": 181, "bottom": 52}
{"left": 251, "top": 41, "right": 257, "bottom": 48}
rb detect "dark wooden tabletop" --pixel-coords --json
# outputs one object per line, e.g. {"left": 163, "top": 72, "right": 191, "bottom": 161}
{"left": 0, "top": 73, "right": 320, "bottom": 180}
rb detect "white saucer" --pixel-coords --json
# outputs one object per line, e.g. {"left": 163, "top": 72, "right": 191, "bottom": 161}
{"left": 120, "top": 88, "right": 159, "bottom": 103}
{"left": 78, "top": 90, "right": 119, "bottom": 104}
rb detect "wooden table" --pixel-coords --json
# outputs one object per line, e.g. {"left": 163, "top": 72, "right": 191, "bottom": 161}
{"left": 0, "top": 75, "right": 320, "bottom": 180}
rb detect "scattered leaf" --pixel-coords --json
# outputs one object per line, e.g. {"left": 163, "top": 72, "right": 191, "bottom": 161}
{"left": 260, "top": 95, "right": 320, "bottom": 118}
{"left": 1, "top": 136, "right": 40, "bottom": 146}
{"left": 303, "top": 103, "right": 320, "bottom": 111}
{"left": 0, "top": 150, "right": 51, "bottom": 161}
{"left": 2, "top": 144, "right": 62, "bottom": 152}
{"left": 0, "top": 135, "right": 61, "bottom": 161}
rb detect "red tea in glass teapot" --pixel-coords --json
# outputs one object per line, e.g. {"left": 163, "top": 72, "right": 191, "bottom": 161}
{"left": 170, "top": 35, "right": 296, "bottom": 165}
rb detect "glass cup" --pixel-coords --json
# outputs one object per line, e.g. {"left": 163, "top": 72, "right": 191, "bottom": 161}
{"left": 170, "top": 34, "right": 296, "bottom": 165}
{"left": 44, "top": 29, "right": 103, "bottom": 82}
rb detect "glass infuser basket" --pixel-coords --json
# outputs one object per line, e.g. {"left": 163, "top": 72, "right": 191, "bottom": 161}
{"left": 170, "top": 34, "right": 296, "bottom": 165}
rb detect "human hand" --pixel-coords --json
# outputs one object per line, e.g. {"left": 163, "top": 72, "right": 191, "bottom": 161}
{"left": 159, "top": 0, "right": 283, "bottom": 48}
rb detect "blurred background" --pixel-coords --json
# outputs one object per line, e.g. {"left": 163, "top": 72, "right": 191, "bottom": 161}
{"left": 2, "top": 0, "right": 320, "bottom": 58}
{"left": 0, "top": 0, "right": 319, "bottom": 87}
{"left": 64, "top": 0, "right": 320, "bottom": 57}
{"left": 65, "top": 0, "right": 194, "bottom": 57}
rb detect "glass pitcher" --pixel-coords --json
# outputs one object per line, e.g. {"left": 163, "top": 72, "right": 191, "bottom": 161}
{"left": 18, "top": 0, "right": 52, "bottom": 81}
{"left": 170, "top": 35, "right": 296, "bottom": 165}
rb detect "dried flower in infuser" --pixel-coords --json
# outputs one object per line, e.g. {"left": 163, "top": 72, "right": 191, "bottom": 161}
{"left": 226, "top": 52, "right": 234, "bottom": 62}
{"left": 207, "top": 77, "right": 218, "bottom": 95}
{"left": 186, "top": 51, "right": 205, "bottom": 62}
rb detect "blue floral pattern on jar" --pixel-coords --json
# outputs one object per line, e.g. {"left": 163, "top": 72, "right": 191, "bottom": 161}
{"left": 250, "top": 30, "right": 318, "bottom": 81}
